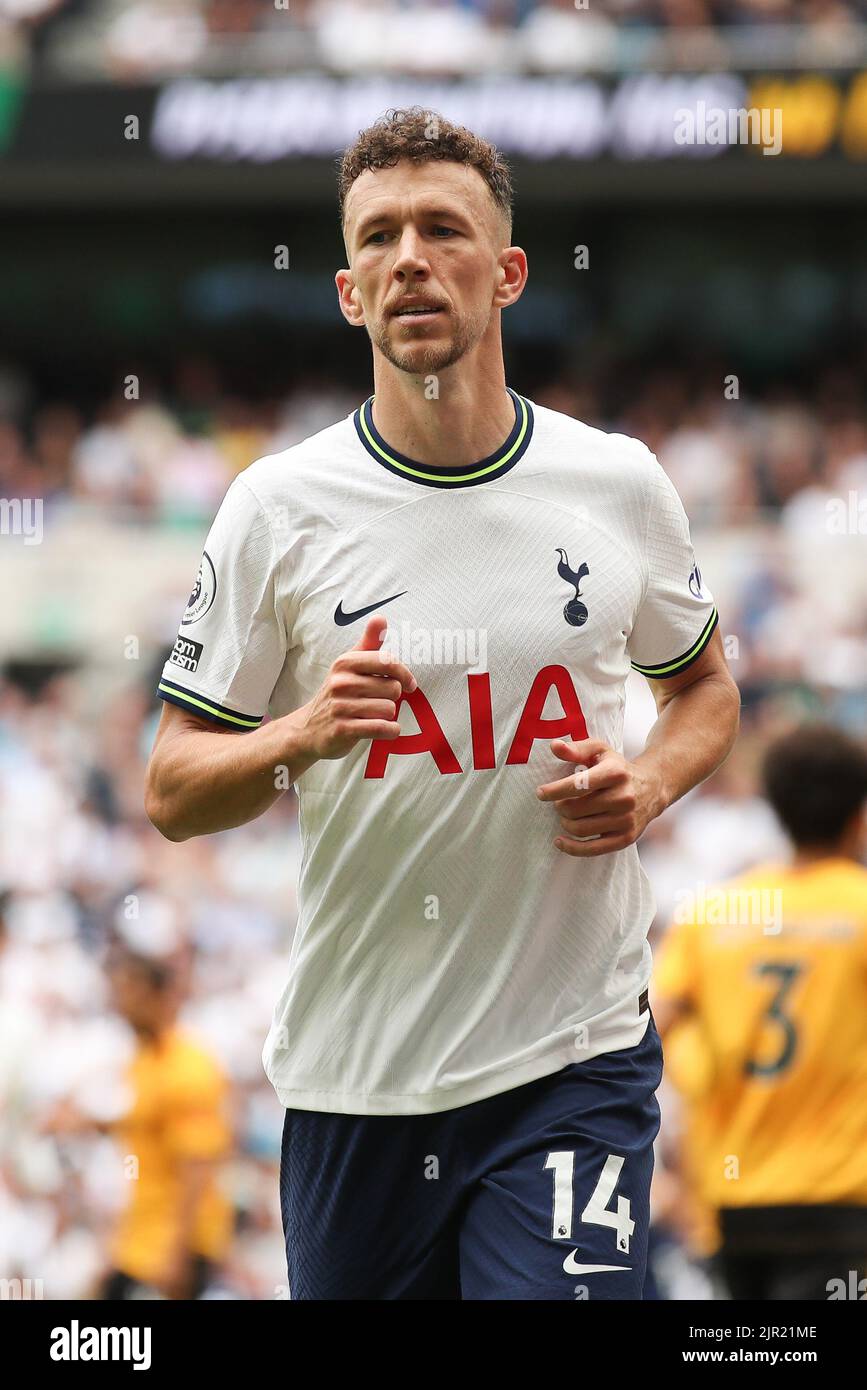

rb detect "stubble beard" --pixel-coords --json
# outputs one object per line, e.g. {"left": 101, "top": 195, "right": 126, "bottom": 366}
{"left": 369, "top": 306, "right": 489, "bottom": 377}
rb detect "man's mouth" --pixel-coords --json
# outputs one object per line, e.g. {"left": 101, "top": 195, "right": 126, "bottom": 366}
{"left": 392, "top": 304, "right": 444, "bottom": 320}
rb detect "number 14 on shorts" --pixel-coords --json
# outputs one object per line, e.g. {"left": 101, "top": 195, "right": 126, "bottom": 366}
{"left": 544, "top": 1151, "right": 635, "bottom": 1274}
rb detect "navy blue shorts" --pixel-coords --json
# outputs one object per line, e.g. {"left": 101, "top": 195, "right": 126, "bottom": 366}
{"left": 279, "top": 1018, "right": 663, "bottom": 1300}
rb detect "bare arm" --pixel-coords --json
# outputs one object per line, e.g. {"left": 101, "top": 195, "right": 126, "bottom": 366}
{"left": 157, "top": 1156, "right": 216, "bottom": 1299}
{"left": 145, "top": 616, "right": 416, "bottom": 842}
{"left": 145, "top": 701, "right": 319, "bottom": 841}
{"left": 650, "top": 992, "right": 692, "bottom": 1041}
{"left": 536, "top": 628, "right": 740, "bottom": 855}
{"left": 636, "top": 626, "right": 741, "bottom": 818}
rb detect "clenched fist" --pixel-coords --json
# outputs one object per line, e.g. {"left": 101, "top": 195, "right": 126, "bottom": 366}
{"left": 536, "top": 737, "right": 665, "bottom": 857}
{"left": 301, "top": 615, "right": 417, "bottom": 760}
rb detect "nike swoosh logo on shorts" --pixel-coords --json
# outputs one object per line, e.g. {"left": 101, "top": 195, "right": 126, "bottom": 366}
{"left": 562, "top": 1250, "right": 631, "bottom": 1275}
{"left": 334, "top": 591, "right": 407, "bottom": 626}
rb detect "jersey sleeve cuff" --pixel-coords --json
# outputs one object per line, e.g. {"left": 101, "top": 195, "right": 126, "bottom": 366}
{"left": 630, "top": 607, "right": 718, "bottom": 679}
{"left": 157, "top": 678, "right": 264, "bottom": 732}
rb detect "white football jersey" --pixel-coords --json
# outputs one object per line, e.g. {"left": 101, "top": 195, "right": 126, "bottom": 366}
{"left": 158, "top": 390, "right": 717, "bottom": 1115}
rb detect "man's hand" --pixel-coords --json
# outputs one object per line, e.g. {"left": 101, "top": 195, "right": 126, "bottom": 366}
{"left": 536, "top": 737, "right": 665, "bottom": 858}
{"left": 301, "top": 615, "right": 417, "bottom": 760}
{"left": 536, "top": 631, "right": 740, "bottom": 858}
{"left": 146, "top": 615, "right": 419, "bottom": 841}
{"left": 156, "top": 1246, "right": 195, "bottom": 1301}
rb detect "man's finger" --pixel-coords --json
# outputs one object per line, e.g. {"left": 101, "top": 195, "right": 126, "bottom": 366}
{"left": 352, "top": 615, "right": 388, "bottom": 652}
{"left": 536, "top": 756, "right": 625, "bottom": 803}
{"left": 346, "top": 652, "right": 417, "bottom": 692}
{"left": 549, "top": 737, "right": 610, "bottom": 766}
{"left": 536, "top": 773, "right": 590, "bottom": 803}
{"left": 556, "top": 812, "right": 633, "bottom": 839}
{"left": 553, "top": 832, "right": 632, "bottom": 857}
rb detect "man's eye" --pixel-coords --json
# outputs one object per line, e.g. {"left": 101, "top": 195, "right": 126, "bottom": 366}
{"left": 432, "top": 226, "right": 456, "bottom": 237}
{"left": 366, "top": 230, "right": 389, "bottom": 244}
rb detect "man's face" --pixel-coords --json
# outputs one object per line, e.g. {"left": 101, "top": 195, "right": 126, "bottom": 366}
{"left": 107, "top": 960, "right": 170, "bottom": 1033}
{"left": 108, "top": 962, "right": 151, "bottom": 1029}
{"left": 337, "top": 159, "right": 516, "bottom": 377}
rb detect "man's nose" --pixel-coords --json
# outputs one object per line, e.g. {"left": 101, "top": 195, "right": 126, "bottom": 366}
{"left": 392, "top": 229, "right": 430, "bottom": 279}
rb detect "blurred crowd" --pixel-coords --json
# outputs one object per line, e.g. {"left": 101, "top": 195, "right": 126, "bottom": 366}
{"left": 0, "top": 356, "right": 865, "bottom": 1297}
{"left": 0, "top": 670, "right": 301, "bottom": 1298}
{"left": 2, "top": 0, "right": 866, "bottom": 79}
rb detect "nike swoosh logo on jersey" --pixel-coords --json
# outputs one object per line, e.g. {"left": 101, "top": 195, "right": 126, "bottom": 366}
{"left": 334, "top": 591, "right": 407, "bottom": 626}
{"left": 562, "top": 1251, "right": 631, "bottom": 1276}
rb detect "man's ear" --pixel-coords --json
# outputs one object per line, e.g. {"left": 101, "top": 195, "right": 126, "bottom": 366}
{"left": 335, "top": 269, "right": 366, "bottom": 327}
{"left": 493, "top": 246, "right": 528, "bottom": 310}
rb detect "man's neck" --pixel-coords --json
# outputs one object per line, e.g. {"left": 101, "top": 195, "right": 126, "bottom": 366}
{"left": 134, "top": 1016, "right": 174, "bottom": 1045}
{"left": 790, "top": 844, "right": 854, "bottom": 870}
{"left": 369, "top": 361, "right": 515, "bottom": 470}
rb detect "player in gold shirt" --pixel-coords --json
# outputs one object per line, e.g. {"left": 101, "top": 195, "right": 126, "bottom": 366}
{"left": 100, "top": 945, "right": 233, "bottom": 1299}
{"left": 653, "top": 724, "right": 867, "bottom": 1299}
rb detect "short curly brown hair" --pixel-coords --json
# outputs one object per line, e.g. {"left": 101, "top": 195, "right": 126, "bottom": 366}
{"left": 337, "top": 107, "right": 513, "bottom": 237}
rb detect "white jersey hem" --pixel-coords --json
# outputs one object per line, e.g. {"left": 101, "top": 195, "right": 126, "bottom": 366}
{"left": 269, "top": 1013, "right": 651, "bottom": 1117}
